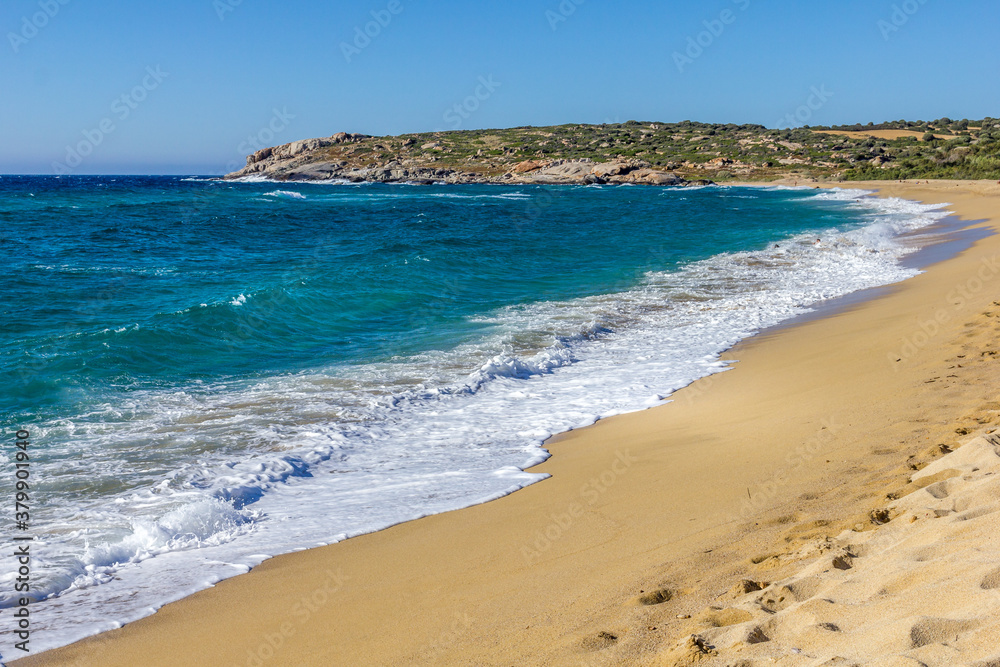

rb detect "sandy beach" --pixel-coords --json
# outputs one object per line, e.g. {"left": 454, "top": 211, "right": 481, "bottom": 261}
{"left": 16, "top": 180, "right": 1000, "bottom": 667}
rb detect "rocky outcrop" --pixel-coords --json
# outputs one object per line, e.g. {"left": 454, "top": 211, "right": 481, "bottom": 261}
{"left": 243, "top": 133, "right": 369, "bottom": 168}
{"left": 529, "top": 160, "right": 595, "bottom": 183}
{"left": 225, "top": 133, "right": 705, "bottom": 187}
{"left": 591, "top": 159, "right": 649, "bottom": 179}
{"left": 511, "top": 159, "right": 548, "bottom": 173}
{"left": 627, "top": 168, "right": 684, "bottom": 185}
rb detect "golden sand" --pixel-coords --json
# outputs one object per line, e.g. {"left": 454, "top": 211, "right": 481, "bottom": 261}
{"left": 813, "top": 129, "right": 950, "bottom": 141}
{"left": 17, "top": 180, "right": 1000, "bottom": 666}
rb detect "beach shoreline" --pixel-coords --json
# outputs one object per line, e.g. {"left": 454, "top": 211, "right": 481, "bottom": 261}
{"left": 15, "top": 180, "right": 1000, "bottom": 666}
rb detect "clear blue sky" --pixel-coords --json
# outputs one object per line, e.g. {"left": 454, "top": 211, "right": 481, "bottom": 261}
{"left": 2, "top": 0, "right": 997, "bottom": 174}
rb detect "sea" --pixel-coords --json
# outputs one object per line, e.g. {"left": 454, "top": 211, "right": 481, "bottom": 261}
{"left": 0, "top": 176, "right": 951, "bottom": 654}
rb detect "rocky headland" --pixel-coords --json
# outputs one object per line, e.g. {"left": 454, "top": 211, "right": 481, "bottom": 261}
{"left": 222, "top": 119, "right": 1000, "bottom": 185}
{"left": 224, "top": 132, "right": 707, "bottom": 186}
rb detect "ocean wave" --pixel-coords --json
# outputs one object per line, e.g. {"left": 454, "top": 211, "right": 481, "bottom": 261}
{"left": 228, "top": 175, "right": 360, "bottom": 186}
{"left": 226, "top": 175, "right": 276, "bottom": 183}
{"left": 262, "top": 190, "right": 307, "bottom": 200}
{"left": 428, "top": 192, "right": 533, "bottom": 200}
{"left": 0, "top": 499, "right": 257, "bottom": 608}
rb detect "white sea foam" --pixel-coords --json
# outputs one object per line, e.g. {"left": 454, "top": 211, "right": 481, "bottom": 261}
{"left": 428, "top": 192, "right": 533, "bottom": 200}
{"left": 0, "top": 189, "right": 954, "bottom": 652}
{"left": 228, "top": 175, "right": 359, "bottom": 186}
{"left": 263, "top": 190, "right": 307, "bottom": 199}
{"left": 226, "top": 174, "right": 276, "bottom": 183}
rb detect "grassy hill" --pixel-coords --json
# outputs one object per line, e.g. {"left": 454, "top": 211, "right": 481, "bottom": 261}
{"left": 230, "top": 118, "right": 1000, "bottom": 183}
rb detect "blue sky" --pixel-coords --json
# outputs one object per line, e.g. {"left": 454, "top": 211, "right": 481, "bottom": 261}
{"left": 1, "top": 0, "right": 997, "bottom": 174}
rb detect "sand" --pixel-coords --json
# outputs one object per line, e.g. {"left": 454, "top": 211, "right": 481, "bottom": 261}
{"left": 15, "top": 180, "right": 1000, "bottom": 667}
{"left": 813, "top": 129, "right": 951, "bottom": 141}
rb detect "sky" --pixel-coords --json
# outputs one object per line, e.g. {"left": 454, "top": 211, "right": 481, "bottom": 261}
{"left": 1, "top": 0, "right": 997, "bottom": 175}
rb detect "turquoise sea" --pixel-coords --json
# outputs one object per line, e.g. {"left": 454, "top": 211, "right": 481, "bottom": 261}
{"left": 0, "top": 176, "right": 949, "bottom": 651}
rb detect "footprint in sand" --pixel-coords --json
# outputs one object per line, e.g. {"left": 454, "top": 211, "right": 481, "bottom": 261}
{"left": 756, "top": 577, "right": 821, "bottom": 613}
{"left": 909, "top": 544, "right": 949, "bottom": 563}
{"left": 637, "top": 588, "right": 673, "bottom": 606}
{"left": 953, "top": 505, "right": 999, "bottom": 522}
{"left": 580, "top": 630, "right": 619, "bottom": 651}
{"left": 695, "top": 606, "right": 754, "bottom": 628}
{"left": 743, "top": 625, "right": 769, "bottom": 644}
{"left": 922, "top": 479, "right": 954, "bottom": 499}
{"left": 981, "top": 566, "right": 1000, "bottom": 590}
{"left": 782, "top": 519, "right": 833, "bottom": 544}
{"left": 727, "top": 579, "right": 768, "bottom": 598}
{"left": 657, "top": 634, "right": 717, "bottom": 664}
{"left": 909, "top": 616, "right": 979, "bottom": 648}
{"left": 831, "top": 553, "right": 854, "bottom": 570}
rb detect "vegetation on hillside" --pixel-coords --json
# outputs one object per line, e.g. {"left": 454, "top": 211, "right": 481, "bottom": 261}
{"left": 264, "top": 118, "right": 1000, "bottom": 182}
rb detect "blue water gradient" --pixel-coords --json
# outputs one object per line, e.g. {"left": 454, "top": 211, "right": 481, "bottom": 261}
{"left": 0, "top": 176, "right": 952, "bottom": 652}
{"left": 1, "top": 177, "right": 861, "bottom": 425}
